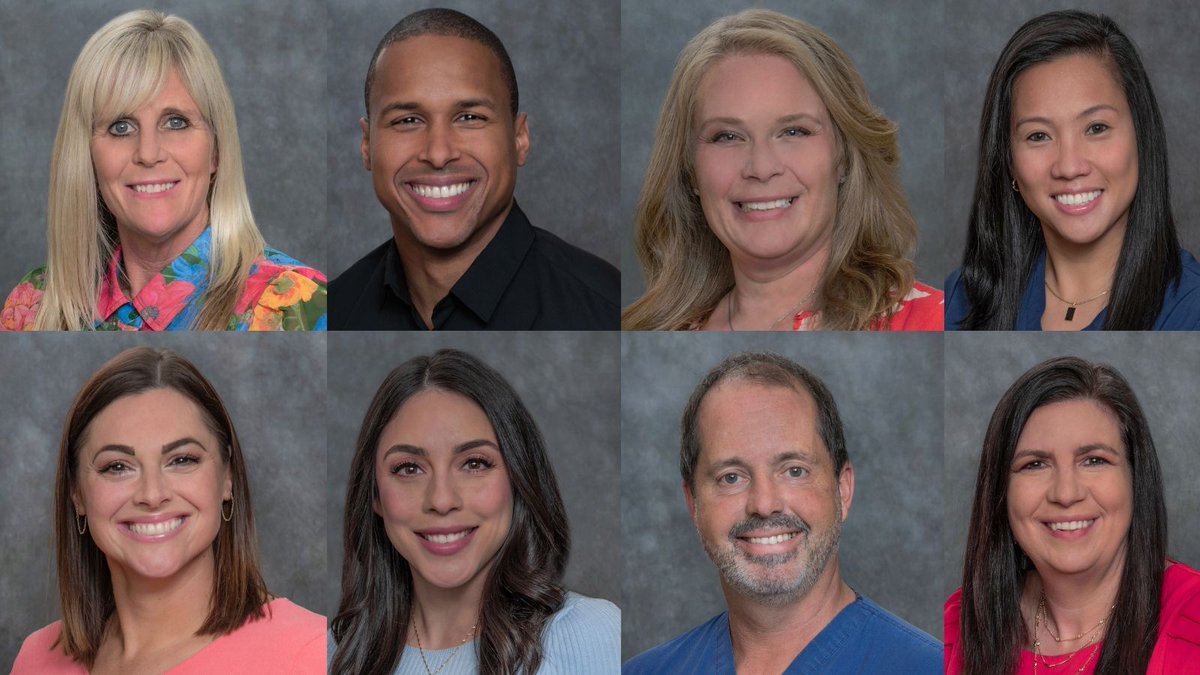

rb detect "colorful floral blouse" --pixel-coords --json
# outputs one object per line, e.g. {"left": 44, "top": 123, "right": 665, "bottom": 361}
{"left": 1, "top": 229, "right": 326, "bottom": 331}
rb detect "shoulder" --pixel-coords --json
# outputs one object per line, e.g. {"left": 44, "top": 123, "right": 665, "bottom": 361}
{"left": 189, "top": 600, "right": 326, "bottom": 674}
{"left": 1156, "top": 250, "right": 1200, "bottom": 329}
{"left": 1159, "top": 562, "right": 1200, "bottom": 644}
{"left": 885, "top": 281, "right": 944, "bottom": 331}
{"left": 851, "top": 595, "right": 942, "bottom": 669}
{"left": 2, "top": 266, "right": 47, "bottom": 331}
{"left": 623, "top": 612, "right": 725, "bottom": 675}
{"left": 943, "top": 588, "right": 964, "bottom": 674}
{"left": 527, "top": 226, "right": 620, "bottom": 309}
{"left": 328, "top": 240, "right": 393, "bottom": 328}
{"left": 943, "top": 268, "right": 969, "bottom": 330}
{"left": 329, "top": 240, "right": 391, "bottom": 296}
{"left": 240, "top": 250, "right": 328, "bottom": 331}
{"left": 11, "top": 621, "right": 83, "bottom": 674}
{"left": 540, "top": 592, "right": 620, "bottom": 672}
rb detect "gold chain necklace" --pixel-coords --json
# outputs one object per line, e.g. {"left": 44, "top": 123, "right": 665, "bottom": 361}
{"left": 412, "top": 604, "right": 477, "bottom": 675}
{"left": 727, "top": 285, "right": 817, "bottom": 331}
{"left": 1043, "top": 281, "right": 1110, "bottom": 322}
{"left": 1031, "top": 593, "right": 1111, "bottom": 674}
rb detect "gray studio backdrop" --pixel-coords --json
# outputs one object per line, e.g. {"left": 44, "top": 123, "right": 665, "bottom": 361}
{"left": 326, "top": 0, "right": 621, "bottom": 280}
{"left": 943, "top": 333, "right": 1200, "bottom": 602}
{"left": 621, "top": 332, "right": 944, "bottom": 660}
{"left": 0, "top": 0, "right": 327, "bottom": 297}
{"left": 325, "top": 332, "right": 621, "bottom": 617}
{"left": 621, "top": 0, "right": 946, "bottom": 306}
{"left": 945, "top": 0, "right": 1200, "bottom": 279}
{"left": 0, "top": 332, "right": 326, "bottom": 671}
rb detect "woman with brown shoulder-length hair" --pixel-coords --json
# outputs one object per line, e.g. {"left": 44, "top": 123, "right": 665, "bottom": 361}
{"left": 330, "top": 349, "right": 619, "bottom": 675}
{"left": 10, "top": 347, "right": 324, "bottom": 674}
{"left": 946, "top": 356, "right": 1200, "bottom": 674}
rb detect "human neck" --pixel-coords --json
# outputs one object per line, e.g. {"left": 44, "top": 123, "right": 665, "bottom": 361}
{"left": 1023, "top": 557, "right": 1124, "bottom": 654}
{"left": 105, "top": 550, "right": 217, "bottom": 660}
{"left": 409, "top": 574, "right": 486, "bottom": 650}
{"left": 1041, "top": 225, "right": 1123, "bottom": 302}
{"left": 391, "top": 206, "right": 509, "bottom": 329}
{"left": 116, "top": 217, "right": 208, "bottom": 298}
{"left": 723, "top": 245, "right": 829, "bottom": 331}
{"left": 725, "top": 558, "right": 854, "bottom": 674}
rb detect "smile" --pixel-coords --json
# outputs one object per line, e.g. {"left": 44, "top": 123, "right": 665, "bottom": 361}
{"left": 742, "top": 532, "right": 798, "bottom": 545}
{"left": 408, "top": 181, "right": 474, "bottom": 199}
{"left": 130, "top": 182, "right": 179, "bottom": 194}
{"left": 1047, "top": 519, "right": 1096, "bottom": 532}
{"left": 418, "top": 529, "right": 474, "bottom": 544}
{"left": 737, "top": 198, "right": 794, "bottom": 213}
{"left": 1054, "top": 190, "right": 1101, "bottom": 207}
{"left": 124, "top": 517, "right": 185, "bottom": 537}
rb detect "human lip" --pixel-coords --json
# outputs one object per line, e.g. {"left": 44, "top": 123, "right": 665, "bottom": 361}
{"left": 1052, "top": 189, "right": 1102, "bottom": 215}
{"left": 121, "top": 515, "right": 187, "bottom": 540}
{"left": 127, "top": 181, "right": 180, "bottom": 195}
{"left": 734, "top": 196, "right": 796, "bottom": 213}
{"left": 735, "top": 529, "right": 803, "bottom": 547}
{"left": 1044, "top": 518, "right": 1097, "bottom": 538}
{"left": 415, "top": 526, "right": 477, "bottom": 555}
{"left": 404, "top": 178, "right": 478, "bottom": 212}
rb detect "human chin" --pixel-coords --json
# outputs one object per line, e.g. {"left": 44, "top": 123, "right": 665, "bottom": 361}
{"left": 1033, "top": 198, "right": 1129, "bottom": 248}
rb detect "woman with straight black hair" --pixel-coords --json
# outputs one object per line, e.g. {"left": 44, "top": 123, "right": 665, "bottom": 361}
{"left": 329, "top": 349, "right": 619, "bottom": 675}
{"left": 945, "top": 10, "right": 1200, "bottom": 330}
{"left": 944, "top": 356, "right": 1200, "bottom": 674}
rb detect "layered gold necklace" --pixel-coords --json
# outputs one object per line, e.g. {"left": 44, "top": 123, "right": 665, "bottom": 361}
{"left": 1030, "top": 592, "right": 1114, "bottom": 674}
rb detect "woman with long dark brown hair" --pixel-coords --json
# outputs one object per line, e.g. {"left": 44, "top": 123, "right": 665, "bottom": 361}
{"left": 329, "top": 349, "right": 619, "bottom": 675}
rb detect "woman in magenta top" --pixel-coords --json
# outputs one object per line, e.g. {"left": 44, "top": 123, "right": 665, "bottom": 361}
{"left": 10, "top": 348, "right": 324, "bottom": 674}
{"left": 945, "top": 356, "right": 1200, "bottom": 675}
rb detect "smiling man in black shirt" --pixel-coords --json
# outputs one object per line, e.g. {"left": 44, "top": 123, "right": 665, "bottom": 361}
{"left": 329, "top": 8, "right": 619, "bottom": 330}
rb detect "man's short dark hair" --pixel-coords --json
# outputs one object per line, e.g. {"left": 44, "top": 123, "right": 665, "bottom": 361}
{"left": 680, "top": 352, "right": 849, "bottom": 489}
{"left": 363, "top": 8, "right": 519, "bottom": 119}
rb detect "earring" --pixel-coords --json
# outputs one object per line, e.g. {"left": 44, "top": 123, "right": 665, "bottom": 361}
{"left": 76, "top": 513, "right": 87, "bottom": 535}
{"left": 221, "top": 498, "right": 234, "bottom": 522}
{"left": 1011, "top": 179, "right": 1020, "bottom": 192}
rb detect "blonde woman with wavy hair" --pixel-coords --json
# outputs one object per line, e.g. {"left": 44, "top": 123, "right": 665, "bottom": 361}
{"left": 0, "top": 10, "right": 326, "bottom": 331}
{"left": 622, "top": 9, "right": 942, "bottom": 331}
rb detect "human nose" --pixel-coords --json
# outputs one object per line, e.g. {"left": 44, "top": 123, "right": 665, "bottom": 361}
{"left": 423, "top": 470, "right": 463, "bottom": 515}
{"left": 746, "top": 476, "right": 784, "bottom": 517}
{"left": 134, "top": 466, "right": 170, "bottom": 509}
{"left": 133, "top": 127, "right": 166, "bottom": 167}
{"left": 1050, "top": 136, "right": 1090, "bottom": 181}
{"left": 418, "top": 121, "right": 461, "bottom": 169}
{"left": 742, "top": 139, "right": 784, "bottom": 182}
{"left": 1047, "top": 465, "right": 1086, "bottom": 506}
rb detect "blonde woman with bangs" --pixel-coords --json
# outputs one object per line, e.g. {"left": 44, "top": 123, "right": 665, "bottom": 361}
{"left": 622, "top": 9, "right": 942, "bottom": 331}
{"left": 0, "top": 10, "right": 326, "bottom": 331}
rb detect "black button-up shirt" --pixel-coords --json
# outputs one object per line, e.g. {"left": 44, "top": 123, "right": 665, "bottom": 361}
{"left": 329, "top": 203, "right": 619, "bottom": 330}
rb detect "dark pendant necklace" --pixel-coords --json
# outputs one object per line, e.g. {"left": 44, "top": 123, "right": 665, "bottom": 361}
{"left": 1043, "top": 282, "right": 1110, "bottom": 321}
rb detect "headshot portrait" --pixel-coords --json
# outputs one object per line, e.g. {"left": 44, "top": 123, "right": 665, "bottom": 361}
{"left": 326, "top": 333, "right": 621, "bottom": 674}
{"left": 944, "top": 333, "right": 1200, "bottom": 673}
{"left": 621, "top": 332, "right": 942, "bottom": 673}
{"left": 620, "top": 1, "right": 945, "bottom": 331}
{"left": 0, "top": 2, "right": 327, "bottom": 331}
{"left": 0, "top": 334, "right": 327, "bottom": 673}
{"left": 945, "top": 5, "right": 1200, "bottom": 330}
{"left": 327, "top": 2, "right": 620, "bottom": 330}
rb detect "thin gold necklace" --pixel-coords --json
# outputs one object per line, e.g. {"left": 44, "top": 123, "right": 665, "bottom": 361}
{"left": 1043, "top": 281, "right": 1110, "bottom": 322}
{"left": 412, "top": 604, "right": 477, "bottom": 675}
{"left": 1031, "top": 593, "right": 1111, "bottom": 674}
{"left": 727, "top": 286, "right": 817, "bottom": 331}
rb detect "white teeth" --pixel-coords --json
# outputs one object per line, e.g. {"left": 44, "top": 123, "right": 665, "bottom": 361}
{"left": 422, "top": 530, "right": 471, "bottom": 544}
{"left": 132, "top": 182, "right": 178, "bottom": 194}
{"left": 411, "top": 182, "right": 472, "bottom": 199}
{"left": 740, "top": 198, "right": 794, "bottom": 212}
{"left": 1049, "top": 519, "right": 1095, "bottom": 532}
{"left": 1055, "top": 190, "right": 1101, "bottom": 206}
{"left": 127, "top": 517, "right": 184, "bottom": 536}
{"left": 745, "top": 532, "right": 796, "bottom": 545}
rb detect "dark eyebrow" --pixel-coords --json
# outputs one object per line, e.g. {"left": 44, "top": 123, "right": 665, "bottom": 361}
{"left": 456, "top": 99, "right": 496, "bottom": 111}
{"left": 376, "top": 98, "right": 498, "bottom": 119}
{"left": 92, "top": 437, "right": 208, "bottom": 460}
{"left": 1014, "top": 104, "right": 1120, "bottom": 129}
{"left": 381, "top": 439, "right": 500, "bottom": 460}
{"left": 377, "top": 101, "right": 422, "bottom": 118}
{"left": 1012, "top": 443, "right": 1119, "bottom": 463}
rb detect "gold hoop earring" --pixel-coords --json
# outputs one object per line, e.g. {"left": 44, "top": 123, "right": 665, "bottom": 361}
{"left": 221, "top": 498, "right": 234, "bottom": 523}
{"left": 1011, "top": 179, "right": 1020, "bottom": 192}
{"left": 76, "top": 513, "right": 87, "bottom": 535}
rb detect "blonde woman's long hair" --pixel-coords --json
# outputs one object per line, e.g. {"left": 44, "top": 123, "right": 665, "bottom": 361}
{"left": 34, "top": 9, "right": 265, "bottom": 330}
{"left": 622, "top": 9, "right": 917, "bottom": 331}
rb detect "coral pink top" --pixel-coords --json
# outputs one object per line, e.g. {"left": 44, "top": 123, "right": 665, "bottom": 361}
{"left": 944, "top": 562, "right": 1200, "bottom": 674}
{"left": 11, "top": 599, "right": 325, "bottom": 674}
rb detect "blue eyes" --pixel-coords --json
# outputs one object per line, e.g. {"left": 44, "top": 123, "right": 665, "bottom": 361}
{"left": 106, "top": 115, "right": 191, "bottom": 137}
{"left": 707, "top": 127, "right": 811, "bottom": 144}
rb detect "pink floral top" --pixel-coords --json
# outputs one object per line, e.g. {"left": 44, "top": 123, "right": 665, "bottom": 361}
{"left": 1, "top": 228, "right": 326, "bottom": 331}
{"left": 691, "top": 281, "right": 945, "bottom": 331}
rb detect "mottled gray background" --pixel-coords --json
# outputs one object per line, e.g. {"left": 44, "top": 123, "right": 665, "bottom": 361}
{"left": 621, "top": 332, "right": 943, "bottom": 659}
{"left": 326, "top": 0, "right": 621, "bottom": 280}
{"left": 0, "top": 0, "right": 327, "bottom": 298}
{"left": 326, "top": 332, "right": 621, "bottom": 617}
{"left": 943, "top": 332, "right": 1200, "bottom": 601}
{"left": 621, "top": 0, "right": 946, "bottom": 306}
{"left": 944, "top": 1, "right": 1200, "bottom": 278}
{"left": 0, "top": 333, "right": 326, "bottom": 671}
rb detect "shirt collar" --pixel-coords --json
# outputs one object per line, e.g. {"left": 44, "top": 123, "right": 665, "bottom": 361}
{"left": 98, "top": 228, "right": 213, "bottom": 330}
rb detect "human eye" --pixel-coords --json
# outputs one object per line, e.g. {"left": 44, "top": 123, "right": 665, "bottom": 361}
{"left": 163, "top": 115, "right": 190, "bottom": 130}
{"left": 389, "top": 462, "right": 423, "bottom": 477}
{"left": 784, "top": 465, "right": 808, "bottom": 478}
{"left": 1081, "top": 455, "right": 1111, "bottom": 468}
{"left": 1085, "top": 122, "right": 1110, "bottom": 135}
{"left": 717, "top": 472, "right": 742, "bottom": 486}
{"left": 107, "top": 119, "right": 135, "bottom": 136}
{"left": 167, "top": 453, "right": 201, "bottom": 470}
{"left": 389, "top": 115, "right": 422, "bottom": 128}
{"left": 98, "top": 460, "right": 133, "bottom": 476}
{"left": 780, "top": 126, "right": 811, "bottom": 138}
{"left": 456, "top": 112, "right": 488, "bottom": 124}
{"left": 463, "top": 455, "right": 496, "bottom": 472}
{"left": 1016, "top": 459, "right": 1046, "bottom": 472}
{"left": 1025, "top": 131, "right": 1050, "bottom": 143}
{"left": 707, "top": 131, "right": 742, "bottom": 144}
